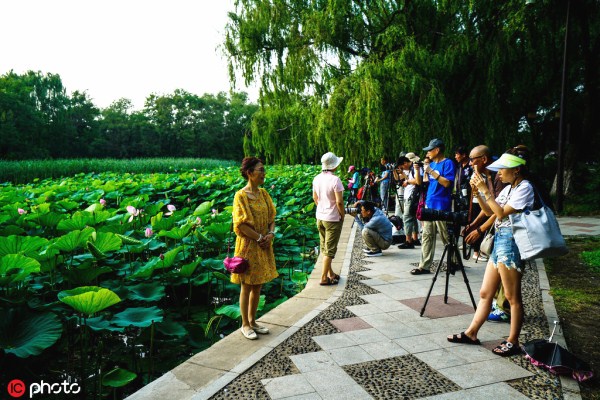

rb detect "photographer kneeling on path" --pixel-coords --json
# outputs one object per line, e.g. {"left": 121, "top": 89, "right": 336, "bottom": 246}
{"left": 350, "top": 201, "right": 393, "bottom": 257}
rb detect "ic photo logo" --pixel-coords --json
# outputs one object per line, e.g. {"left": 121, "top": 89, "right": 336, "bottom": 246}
{"left": 7, "top": 379, "right": 81, "bottom": 398}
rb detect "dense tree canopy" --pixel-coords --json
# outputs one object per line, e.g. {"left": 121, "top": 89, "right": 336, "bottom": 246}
{"left": 0, "top": 71, "right": 257, "bottom": 160}
{"left": 225, "top": 0, "right": 599, "bottom": 173}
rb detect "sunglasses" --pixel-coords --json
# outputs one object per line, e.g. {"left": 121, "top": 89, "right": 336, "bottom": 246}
{"left": 469, "top": 156, "right": 484, "bottom": 161}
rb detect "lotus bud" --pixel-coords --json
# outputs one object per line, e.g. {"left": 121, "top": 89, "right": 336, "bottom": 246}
{"left": 159, "top": 253, "right": 165, "bottom": 260}
{"left": 100, "top": 198, "right": 106, "bottom": 206}
{"left": 18, "top": 208, "right": 26, "bottom": 215}
{"left": 145, "top": 228, "right": 153, "bottom": 238}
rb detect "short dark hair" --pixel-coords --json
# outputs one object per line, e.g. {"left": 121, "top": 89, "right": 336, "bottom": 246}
{"left": 506, "top": 145, "right": 530, "bottom": 177}
{"left": 455, "top": 146, "right": 468, "bottom": 155}
{"left": 361, "top": 201, "right": 376, "bottom": 213}
{"left": 396, "top": 156, "right": 409, "bottom": 166}
{"left": 240, "top": 157, "right": 264, "bottom": 180}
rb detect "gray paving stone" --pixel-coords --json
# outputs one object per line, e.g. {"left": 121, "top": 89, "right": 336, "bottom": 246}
{"left": 346, "top": 303, "right": 385, "bottom": 316}
{"left": 318, "top": 383, "right": 373, "bottom": 400}
{"left": 413, "top": 345, "right": 495, "bottom": 369}
{"left": 280, "top": 393, "right": 323, "bottom": 400}
{"left": 327, "top": 345, "right": 374, "bottom": 366}
{"left": 289, "top": 351, "right": 337, "bottom": 372}
{"left": 437, "top": 358, "right": 533, "bottom": 389}
{"left": 312, "top": 332, "right": 357, "bottom": 350}
{"left": 359, "top": 340, "right": 408, "bottom": 360}
{"left": 394, "top": 335, "right": 442, "bottom": 354}
{"left": 303, "top": 367, "right": 360, "bottom": 392}
{"left": 261, "top": 374, "right": 315, "bottom": 399}
{"left": 344, "top": 328, "right": 388, "bottom": 345}
{"left": 421, "top": 382, "right": 530, "bottom": 400}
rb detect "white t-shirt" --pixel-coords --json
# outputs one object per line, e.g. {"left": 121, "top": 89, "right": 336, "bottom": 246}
{"left": 404, "top": 169, "right": 416, "bottom": 200}
{"left": 494, "top": 180, "right": 535, "bottom": 229}
{"left": 313, "top": 171, "right": 344, "bottom": 222}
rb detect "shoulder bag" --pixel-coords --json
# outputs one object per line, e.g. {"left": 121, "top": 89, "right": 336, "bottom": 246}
{"left": 479, "top": 227, "right": 495, "bottom": 258}
{"left": 223, "top": 221, "right": 250, "bottom": 274}
{"left": 509, "top": 185, "right": 568, "bottom": 261}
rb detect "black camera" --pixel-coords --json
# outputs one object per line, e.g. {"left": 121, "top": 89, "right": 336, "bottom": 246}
{"left": 344, "top": 204, "right": 362, "bottom": 214}
{"left": 419, "top": 208, "right": 469, "bottom": 226}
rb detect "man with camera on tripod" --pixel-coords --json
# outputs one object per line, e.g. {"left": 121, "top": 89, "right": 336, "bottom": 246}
{"left": 348, "top": 201, "right": 393, "bottom": 257}
{"left": 411, "top": 138, "right": 456, "bottom": 275}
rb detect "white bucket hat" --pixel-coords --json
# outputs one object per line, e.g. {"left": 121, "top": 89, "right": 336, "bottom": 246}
{"left": 321, "top": 152, "right": 343, "bottom": 170}
{"left": 405, "top": 152, "right": 420, "bottom": 163}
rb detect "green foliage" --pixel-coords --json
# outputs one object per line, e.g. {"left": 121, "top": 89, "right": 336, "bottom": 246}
{"left": 0, "top": 163, "right": 320, "bottom": 397}
{"left": 581, "top": 249, "right": 600, "bottom": 272}
{"left": 226, "top": 0, "right": 600, "bottom": 175}
{"left": 0, "top": 308, "right": 63, "bottom": 358}
{"left": 102, "top": 368, "right": 137, "bottom": 388}
{"left": 0, "top": 71, "right": 258, "bottom": 163}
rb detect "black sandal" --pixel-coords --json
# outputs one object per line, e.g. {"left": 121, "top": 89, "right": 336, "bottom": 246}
{"left": 410, "top": 268, "right": 431, "bottom": 275}
{"left": 492, "top": 341, "right": 521, "bottom": 357}
{"left": 319, "top": 277, "right": 338, "bottom": 286}
{"left": 447, "top": 332, "right": 481, "bottom": 345}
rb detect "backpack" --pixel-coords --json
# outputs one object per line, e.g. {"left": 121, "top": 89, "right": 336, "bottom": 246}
{"left": 388, "top": 215, "right": 403, "bottom": 231}
{"left": 357, "top": 186, "right": 366, "bottom": 200}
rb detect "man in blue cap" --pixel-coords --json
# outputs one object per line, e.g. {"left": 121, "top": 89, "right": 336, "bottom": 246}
{"left": 411, "top": 138, "right": 456, "bottom": 274}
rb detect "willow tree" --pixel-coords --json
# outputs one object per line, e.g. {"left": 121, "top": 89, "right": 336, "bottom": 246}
{"left": 225, "top": 0, "right": 599, "bottom": 172}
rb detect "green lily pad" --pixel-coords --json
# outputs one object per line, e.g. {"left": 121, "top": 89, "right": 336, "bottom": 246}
{"left": 102, "top": 368, "right": 137, "bottom": 388}
{"left": 126, "top": 283, "right": 166, "bottom": 302}
{"left": 84, "top": 316, "right": 124, "bottom": 333}
{"left": 89, "top": 232, "right": 123, "bottom": 254}
{"left": 53, "top": 227, "right": 95, "bottom": 252}
{"left": 111, "top": 306, "right": 163, "bottom": 328}
{"left": 57, "top": 212, "right": 94, "bottom": 231}
{"left": 0, "top": 254, "right": 41, "bottom": 284}
{"left": 58, "top": 286, "right": 121, "bottom": 316}
{"left": 156, "top": 319, "right": 188, "bottom": 337}
{"left": 193, "top": 201, "right": 214, "bottom": 216}
{"left": 0, "top": 308, "right": 62, "bottom": 358}
{"left": 0, "top": 235, "right": 49, "bottom": 257}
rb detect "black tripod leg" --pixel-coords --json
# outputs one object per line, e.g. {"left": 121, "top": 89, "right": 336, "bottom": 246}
{"left": 420, "top": 245, "right": 448, "bottom": 317}
{"left": 451, "top": 243, "right": 477, "bottom": 310}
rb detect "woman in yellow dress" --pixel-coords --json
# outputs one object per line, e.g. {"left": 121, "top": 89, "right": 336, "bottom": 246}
{"left": 231, "top": 157, "right": 278, "bottom": 340}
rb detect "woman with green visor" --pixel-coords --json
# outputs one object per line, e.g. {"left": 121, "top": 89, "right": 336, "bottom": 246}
{"left": 447, "top": 145, "right": 534, "bottom": 357}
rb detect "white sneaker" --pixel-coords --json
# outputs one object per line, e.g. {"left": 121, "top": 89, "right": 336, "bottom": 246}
{"left": 252, "top": 324, "right": 269, "bottom": 334}
{"left": 241, "top": 327, "right": 257, "bottom": 340}
{"left": 365, "top": 250, "right": 383, "bottom": 257}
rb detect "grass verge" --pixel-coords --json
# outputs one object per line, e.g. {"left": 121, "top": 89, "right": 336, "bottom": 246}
{"left": 545, "top": 236, "right": 600, "bottom": 400}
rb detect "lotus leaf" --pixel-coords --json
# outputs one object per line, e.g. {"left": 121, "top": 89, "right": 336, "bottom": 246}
{"left": 193, "top": 201, "right": 214, "bottom": 216}
{"left": 116, "top": 234, "right": 143, "bottom": 245}
{"left": 128, "top": 259, "right": 159, "bottom": 279}
{"left": 36, "top": 212, "right": 65, "bottom": 228}
{"left": 88, "top": 232, "right": 122, "bottom": 253}
{"left": 158, "top": 224, "right": 192, "bottom": 240}
{"left": 126, "top": 283, "right": 166, "bottom": 302}
{"left": 111, "top": 306, "right": 163, "bottom": 328}
{"left": 178, "top": 259, "right": 201, "bottom": 278}
{"left": 204, "top": 222, "right": 230, "bottom": 239}
{"left": 53, "top": 227, "right": 95, "bottom": 252}
{"left": 63, "top": 265, "right": 112, "bottom": 285}
{"left": 84, "top": 316, "right": 124, "bottom": 332}
{"left": 0, "top": 254, "right": 41, "bottom": 284}
{"left": 102, "top": 368, "right": 137, "bottom": 388}
{"left": 58, "top": 286, "right": 121, "bottom": 316}
{"left": 57, "top": 212, "right": 94, "bottom": 231}
{"left": 155, "top": 246, "right": 182, "bottom": 269}
{"left": 150, "top": 213, "right": 176, "bottom": 231}
{"left": 156, "top": 320, "right": 188, "bottom": 337}
{"left": 0, "top": 308, "right": 62, "bottom": 358}
{"left": 0, "top": 235, "right": 49, "bottom": 257}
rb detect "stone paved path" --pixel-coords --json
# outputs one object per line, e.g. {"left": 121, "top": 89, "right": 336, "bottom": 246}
{"left": 129, "top": 216, "right": 600, "bottom": 400}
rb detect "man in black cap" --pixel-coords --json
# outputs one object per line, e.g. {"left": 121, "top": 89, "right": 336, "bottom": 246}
{"left": 411, "top": 138, "right": 456, "bottom": 275}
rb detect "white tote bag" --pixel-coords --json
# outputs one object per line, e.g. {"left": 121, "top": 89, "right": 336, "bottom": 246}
{"left": 509, "top": 187, "right": 568, "bottom": 261}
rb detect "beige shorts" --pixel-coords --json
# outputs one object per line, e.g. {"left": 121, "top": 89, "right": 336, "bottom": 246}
{"left": 317, "top": 219, "right": 343, "bottom": 258}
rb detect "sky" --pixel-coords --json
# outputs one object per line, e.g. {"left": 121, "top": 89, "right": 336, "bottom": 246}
{"left": 1, "top": 0, "right": 259, "bottom": 110}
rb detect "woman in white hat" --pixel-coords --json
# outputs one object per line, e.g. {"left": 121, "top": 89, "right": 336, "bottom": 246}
{"left": 313, "top": 152, "right": 345, "bottom": 285}
{"left": 447, "top": 145, "right": 534, "bottom": 357}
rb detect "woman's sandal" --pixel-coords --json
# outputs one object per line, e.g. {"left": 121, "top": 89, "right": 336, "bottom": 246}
{"left": 319, "top": 277, "right": 337, "bottom": 286}
{"left": 447, "top": 332, "right": 481, "bottom": 345}
{"left": 492, "top": 341, "right": 521, "bottom": 357}
{"left": 329, "top": 274, "right": 340, "bottom": 284}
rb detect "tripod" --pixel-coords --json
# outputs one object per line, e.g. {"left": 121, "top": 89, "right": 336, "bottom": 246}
{"left": 420, "top": 222, "right": 477, "bottom": 317}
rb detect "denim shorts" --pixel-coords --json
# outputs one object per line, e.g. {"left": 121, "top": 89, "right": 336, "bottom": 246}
{"left": 490, "top": 227, "right": 523, "bottom": 273}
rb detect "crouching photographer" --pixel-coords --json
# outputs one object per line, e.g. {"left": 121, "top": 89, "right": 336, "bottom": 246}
{"left": 346, "top": 201, "right": 393, "bottom": 257}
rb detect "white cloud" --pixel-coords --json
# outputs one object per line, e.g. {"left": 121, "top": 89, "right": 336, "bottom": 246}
{"left": 0, "top": 0, "right": 258, "bottom": 109}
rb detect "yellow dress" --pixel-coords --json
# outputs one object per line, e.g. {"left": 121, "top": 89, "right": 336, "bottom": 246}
{"left": 230, "top": 188, "right": 278, "bottom": 285}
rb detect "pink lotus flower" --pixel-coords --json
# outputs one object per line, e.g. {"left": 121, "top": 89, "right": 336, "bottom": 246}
{"left": 271, "top": 185, "right": 275, "bottom": 189}
{"left": 18, "top": 208, "right": 26, "bottom": 215}
{"left": 145, "top": 227, "right": 153, "bottom": 238}
{"left": 196, "top": 217, "right": 202, "bottom": 225}
{"left": 127, "top": 206, "right": 140, "bottom": 223}
{"left": 165, "top": 204, "right": 176, "bottom": 216}
{"left": 212, "top": 209, "right": 217, "bottom": 215}
{"left": 99, "top": 199, "right": 106, "bottom": 206}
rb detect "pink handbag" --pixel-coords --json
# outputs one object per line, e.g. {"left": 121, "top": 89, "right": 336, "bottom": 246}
{"left": 224, "top": 256, "right": 249, "bottom": 274}
{"left": 223, "top": 222, "right": 249, "bottom": 274}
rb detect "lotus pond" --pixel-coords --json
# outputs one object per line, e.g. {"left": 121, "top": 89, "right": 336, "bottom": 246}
{"left": 0, "top": 164, "right": 321, "bottom": 398}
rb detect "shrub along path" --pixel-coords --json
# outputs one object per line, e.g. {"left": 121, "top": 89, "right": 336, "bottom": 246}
{"left": 128, "top": 216, "right": 600, "bottom": 400}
